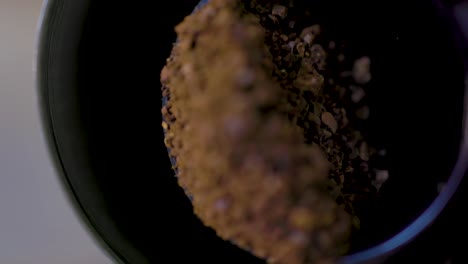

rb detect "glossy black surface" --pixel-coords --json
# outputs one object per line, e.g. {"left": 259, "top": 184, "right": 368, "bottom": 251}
{"left": 38, "top": 0, "right": 468, "bottom": 263}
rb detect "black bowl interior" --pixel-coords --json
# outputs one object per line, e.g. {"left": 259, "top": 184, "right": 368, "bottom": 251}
{"left": 45, "top": 0, "right": 466, "bottom": 263}
{"left": 74, "top": 1, "right": 263, "bottom": 263}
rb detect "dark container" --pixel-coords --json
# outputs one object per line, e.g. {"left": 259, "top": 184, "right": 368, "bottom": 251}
{"left": 37, "top": 0, "right": 468, "bottom": 263}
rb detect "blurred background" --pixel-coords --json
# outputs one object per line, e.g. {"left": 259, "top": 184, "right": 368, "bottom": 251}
{"left": 0, "top": 1, "right": 110, "bottom": 263}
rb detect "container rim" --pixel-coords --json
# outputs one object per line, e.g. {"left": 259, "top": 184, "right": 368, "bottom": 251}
{"left": 340, "top": 1, "right": 468, "bottom": 261}
{"left": 35, "top": 0, "right": 132, "bottom": 263}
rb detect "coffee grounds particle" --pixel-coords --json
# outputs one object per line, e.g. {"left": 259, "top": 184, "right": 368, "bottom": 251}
{"left": 161, "top": 0, "right": 386, "bottom": 263}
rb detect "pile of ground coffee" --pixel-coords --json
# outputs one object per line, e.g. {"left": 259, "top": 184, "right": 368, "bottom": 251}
{"left": 161, "top": 0, "right": 386, "bottom": 263}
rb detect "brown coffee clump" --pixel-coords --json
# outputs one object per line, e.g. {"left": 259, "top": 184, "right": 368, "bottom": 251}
{"left": 161, "top": 0, "right": 385, "bottom": 263}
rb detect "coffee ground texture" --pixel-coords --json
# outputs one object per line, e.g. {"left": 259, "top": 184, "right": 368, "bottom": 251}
{"left": 161, "top": 0, "right": 385, "bottom": 263}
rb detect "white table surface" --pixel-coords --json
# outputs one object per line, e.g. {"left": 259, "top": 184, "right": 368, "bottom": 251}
{"left": 0, "top": 1, "right": 111, "bottom": 263}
